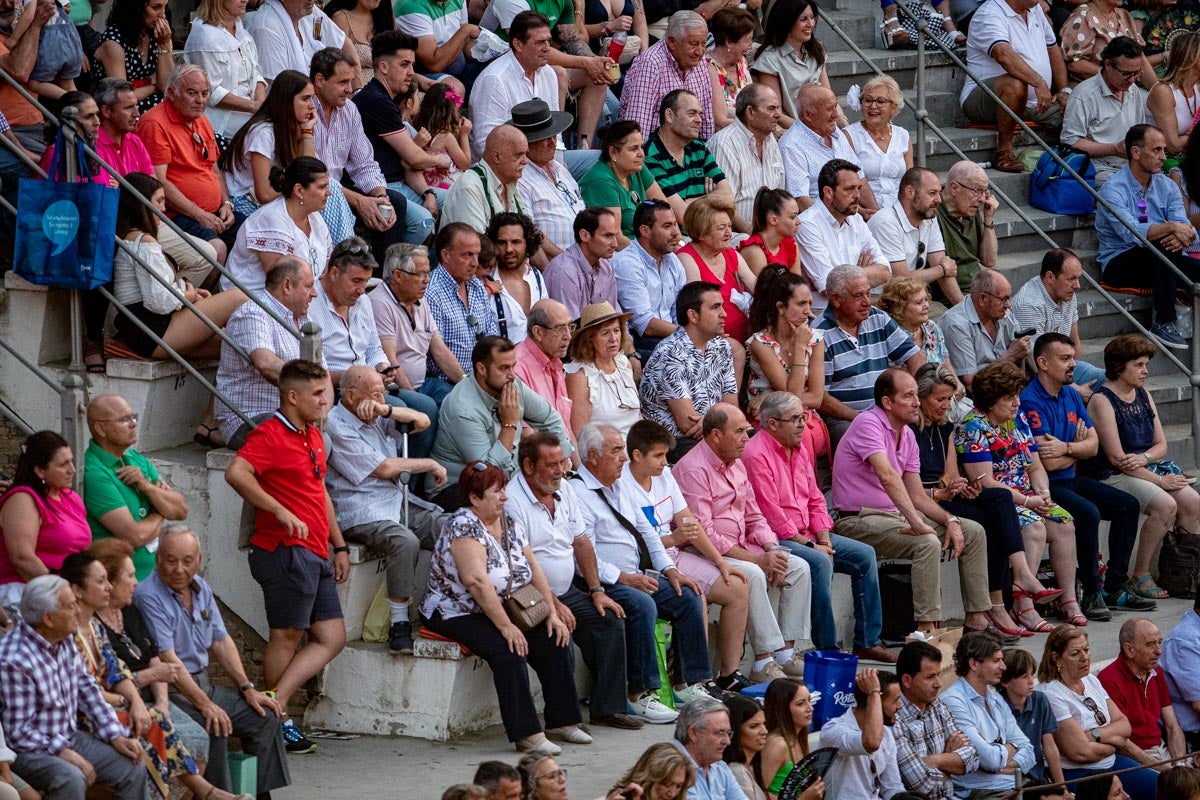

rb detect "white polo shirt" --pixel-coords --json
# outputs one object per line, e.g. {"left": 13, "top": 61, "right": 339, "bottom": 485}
{"left": 468, "top": 50, "right": 562, "bottom": 160}
{"left": 868, "top": 201, "right": 948, "bottom": 270}
{"left": 504, "top": 472, "right": 586, "bottom": 596}
{"left": 960, "top": 0, "right": 1056, "bottom": 108}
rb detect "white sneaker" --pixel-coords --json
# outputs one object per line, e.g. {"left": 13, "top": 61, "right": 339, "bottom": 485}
{"left": 671, "top": 684, "right": 713, "bottom": 707}
{"left": 748, "top": 660, "right": 787, "bottom": 684}
{"left": 628, "top": 694, "right": 679, "bottom": 724}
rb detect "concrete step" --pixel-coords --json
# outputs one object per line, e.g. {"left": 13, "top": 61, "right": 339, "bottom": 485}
{"left": 1081, "top": 336, "right": 1194, "bottom": 379}
{"left": 818, "top": 9, "right": 881, "bottom": 49}
{"left": 988, "top": 205, "right": 1094, "bottom": 252}
{"left": 825, "top": 47, "right": 958, "bottom": 97}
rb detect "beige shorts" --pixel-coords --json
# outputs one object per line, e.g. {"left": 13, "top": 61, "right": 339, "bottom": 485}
{"left": 1103, "top": 472, "right": 1165, "bottom": 511}
{"left": 962, "top": 77, "right": 1064, "bottom": 128}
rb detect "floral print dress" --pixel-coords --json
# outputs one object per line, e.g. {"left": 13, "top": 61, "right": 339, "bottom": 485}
{"left": 955, "top": 409, "right": 1073, "bottom": 528}
{"left": 420, "top": 508, "right": 532, "bottom": 621}
{"left": 706, "top": 54, "right": 751, "bottom": 118}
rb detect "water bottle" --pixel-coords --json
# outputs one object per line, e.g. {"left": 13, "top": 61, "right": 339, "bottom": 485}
{"left": 606, "top": 30, "right": 627, "bottom": 80}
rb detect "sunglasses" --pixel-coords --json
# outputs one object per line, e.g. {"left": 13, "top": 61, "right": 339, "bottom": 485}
{"left": 303, "top": 436, "right": 323, "bottom": 480}
{"left": 191, "top": 130, "right": 209, "bottom": 161}
{"left": 915, "top": 240, "right": 926, "bottom": 272}
{"left": 1137, "top": 198, "right": 1148, "bottom": 225}
{"left": 1082, "top": 696, "right": 1107, "bottom": 728}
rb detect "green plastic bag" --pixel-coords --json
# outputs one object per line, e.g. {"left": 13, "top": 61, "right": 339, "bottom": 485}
{"left": 653, "top": 620, "right": 676, "bottom": 710}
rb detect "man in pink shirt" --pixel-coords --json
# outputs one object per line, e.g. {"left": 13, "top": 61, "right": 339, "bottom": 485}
{"left": 743, "top": 390, "right": 895, "bottom": 664}
{"left": 675, "top": 402, "right": 812, "bottom": 684}
{"left": 831, "top": 368, "right": 991, "bottom": 634}
{"left": 514, "top": 299, "right": 576, "bottom": 449}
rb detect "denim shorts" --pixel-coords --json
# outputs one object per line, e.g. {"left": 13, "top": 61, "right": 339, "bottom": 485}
{"left": 31, "top": 13, "right": 84, "bottom": 82}
{"left": 248, "top": 544, "right": 343, "bottom": 630}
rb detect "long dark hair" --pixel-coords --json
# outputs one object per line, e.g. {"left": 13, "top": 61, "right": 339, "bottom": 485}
{"left": 763, "top": 677, "right": 810, "bottom": 759}
{"left": 754, "top": 0, "right": 825, "bottom": 65}
{"left": 220, "top": 70, "right": 313, "bottom": 176}
{"left": 323, "top": 0, "right": 395, "bottom": 44}
{"left": 116, "top": 172, "right": 163, "bottom": 238}
{"left": 106, "top": 0, "right": 157, "bottom": 47}
{"left": 11, "top": 431, "right": 71, "bottom": 499}
{"left": 48, "top": 92, "right": 104, "bottom": 178}
{"left": 723, "top": 695, "right": 765, "bottom": 788}
{"left": 751, "top": 187, "right": 797, "bottom": 236}
{"left": 60, "top": 551, "right": 102, "bottom": 589}
{"left": 747, "top": 265, "right": 808, "bottom": 334}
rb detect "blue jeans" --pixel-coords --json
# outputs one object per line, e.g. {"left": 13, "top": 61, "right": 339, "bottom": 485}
{"left": 606, "top": 576, "right": 711, "bottom": 695}
{"left": 779, "top": 534, "right": 883, "bottom": 650}
{"left": 1049, "top": 474, "right": 1140, "bottom": 595}
{"left": 387, "top": 181, "right": 437, "bottom": 244}
{"left": 1064, "top": 756, "right": 1157, "bottom": 800}
{"left": 383, "top": 390, "right": 438, "bottom": 458}
{"left": 418, "top": 377, "right": 455, "bottom": 406}
{"left": 563, "top": 149, "right": 600, "bottom": 182}
{"left": 1073, "top": 360, "right": 1106, "bottom": 391}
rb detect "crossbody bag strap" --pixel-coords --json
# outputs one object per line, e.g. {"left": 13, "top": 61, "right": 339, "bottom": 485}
{"left": 578, "top": 480, "right": 654, "bottom": 572}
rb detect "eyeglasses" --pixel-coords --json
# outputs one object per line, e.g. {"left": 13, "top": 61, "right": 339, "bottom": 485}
{"left": 1082, "top": 696, "right": 1107, "bottom": 728}
{"left": 1137, "top": 198, "right": 1148, "bottom": 224}
{"left": 554, "top": 179, "right": 580, "bottom": 205}
{"left": 778, "top": 414, "right": 806, "bottom": 427}
{"left": 335, "top": 241, "right": 370, "bottom": 258}
{"left": 113, "top": 628, "right": 143, "bottom": 663}
{"left": 399, "top": 269, "right": 431, "bottom": 278}
{"left": 981, "top": 290, "right": 1011, "bottom": 305}
{"left": 861, "top": 97, "right": 891, "bottom": 107}
{"left": 190, "top": 130, "right": 209, "bottom": 161}
{"left": 536, "top": 769, "right": 568, "bottom": 783}
{"left": 703, "top": 728, "right": 734, "bottom": 740}
{"left": 100, "top": 414, "right": 139, "bottom": 427}
{"left": 472, "top": 461, "right": 489, "bottom": 472}
{"left": 951, "top": 179, "right": 987, "bottom": 198}
{"left": 1109, "top": 64, "right": 1142, "bottom": 80}
{"left": 915, "top": 240, "right": 927, "bottom": 272}
{"left": 466, "top": 313, "right": 483, "bottom": 341}
{"left": 869, "top": 758, "right": 882, "bottom": 796}
{"left": 535, "top": 321, "right": 577, "bottom": 335}
{"left": 303, "top": 435, "right": 323, "bottom": 480}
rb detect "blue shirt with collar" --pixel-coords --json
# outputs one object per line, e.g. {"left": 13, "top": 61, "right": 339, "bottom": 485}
{"left": 612, "top": 239, "right": 686, "bottom": 336}
{"left": 1019, "top": 377, "right": 1092, "bottom": 480}
{"left": 1096, "top": 164, "right": 1189, "bottom": 266}
{"left": 941, "top": 676, "right": 1035, "bottom": 796}
{"left": 133, "top": 570, "right": 228, "bottom": 675}
{"left": 672, "top": 740, "right": 749, "bottom": 800}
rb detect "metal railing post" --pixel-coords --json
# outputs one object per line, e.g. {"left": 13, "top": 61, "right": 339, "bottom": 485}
{"left": 1193, "top": 292, "right": 1200, "bottom": 467}
{"left": 59, "top": 106, "right": 86, "bottom": 379}
{"left": 914, "top": 6, "right": 927, "bottom": 168}
{"left": 59, "top": 372, "right": 85, "bottom": 488}
{"left": 300, "top": 321, "right": 323, "bottom": 364}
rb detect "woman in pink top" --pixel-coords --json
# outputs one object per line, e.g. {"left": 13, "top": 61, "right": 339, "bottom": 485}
{"left": 38, "top": 92, "right": 110, "bottom": 185}
{"left": 0, "top": 431, "right": 92, "bottom": 607}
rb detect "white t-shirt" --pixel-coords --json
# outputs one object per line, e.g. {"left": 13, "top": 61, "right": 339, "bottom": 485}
{"left": 225, "top": 123, "right": 275, "bottom": 201}
{"left": 617, "top": 464, "right": 687, "bottom": 551}
{"left": 1036, "top": 676, "right": 1117, "bottom": 771}
{"left": 961, "top": 0, "right": 1055, "bottom": 108}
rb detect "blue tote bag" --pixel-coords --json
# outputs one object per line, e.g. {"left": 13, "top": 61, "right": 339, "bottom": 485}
{"left": 14, "top": 129, "right": 117, "bottom": 290}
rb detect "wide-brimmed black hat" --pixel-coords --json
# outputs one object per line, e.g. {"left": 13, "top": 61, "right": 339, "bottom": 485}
{"left": 508, "top": 99, "right": 574, "bottom": 143}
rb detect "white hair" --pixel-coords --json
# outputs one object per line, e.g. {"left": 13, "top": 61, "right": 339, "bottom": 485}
{"left": 674, "top": 695, "right": 727, "bottom": 744}
{"left": 167, "top": 63, "right": 206, "bottom": 92}
{"left": 20, "top": 575, "right": 68, "bottom": 625}
{"left": 577, "top": 423, "right": 621, "bottom": 462}
{"left": 826, "top": 264, "right": 867, "bottom": 297}
{"left": 666, "top": 10, "right": 706, "bottom": 39}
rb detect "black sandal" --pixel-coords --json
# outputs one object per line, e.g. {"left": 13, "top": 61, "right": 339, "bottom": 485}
{"left": 193, "top": 424, "right": 224, "bottom": 449}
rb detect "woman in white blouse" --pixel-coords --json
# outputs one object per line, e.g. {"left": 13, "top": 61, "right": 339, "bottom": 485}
{"left": 223, "top": 156, "right": 333, "bottom": 291}
{"left": 183, "top": 0, "right": 266, "bottom": 141}
{"left": 565, "top": 303, "right": 642, "bottom": 439}
{"left": 112, "top": 172, "right": 247, "bottom": 360}
{"left": 1036, "top": 625, "right": 1158, "bottom": 800}
{"left": 846, "top": 75, "right": 912, "bottom": 206}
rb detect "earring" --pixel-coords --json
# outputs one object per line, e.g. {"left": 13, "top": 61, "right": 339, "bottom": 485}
{"left": 299, "top": 196, "right": 304, "bottom": 206}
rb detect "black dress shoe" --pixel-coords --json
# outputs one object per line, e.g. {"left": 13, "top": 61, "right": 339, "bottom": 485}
{"left": 591, "top": 713, "right": 645, "bottom": 730}
{"left": 389, "top": 621, "right": 415, "bottom": 653}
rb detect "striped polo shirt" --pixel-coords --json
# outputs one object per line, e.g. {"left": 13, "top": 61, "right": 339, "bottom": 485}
{"left": 394, "top": 0, "right": 467, "bottom": 45}
{"left": 815, "top": 306, "right": 920, "bottom": 412}
{"left": 644, "top": 131, "right": 726, "bottom": 201}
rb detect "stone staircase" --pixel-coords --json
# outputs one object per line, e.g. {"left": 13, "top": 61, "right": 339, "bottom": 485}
{"left": 0, "top": 0, "right": 1194, "bottom": 741}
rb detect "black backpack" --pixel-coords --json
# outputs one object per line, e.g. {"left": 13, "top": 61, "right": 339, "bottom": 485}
{"left": 1158, "top": 528, "right": 1200, "bottom": 599}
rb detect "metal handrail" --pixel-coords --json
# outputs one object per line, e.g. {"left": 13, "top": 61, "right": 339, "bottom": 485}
{"left": 819, "top": 2, "right": 1200, "bottom": 463}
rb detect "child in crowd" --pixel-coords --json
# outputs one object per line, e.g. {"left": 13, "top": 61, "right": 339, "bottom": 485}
{"left": 999, "top": 649, "right": 1069, "bottom": 799}
{"left": 15, "top": 0, "right": 83, "bottom": 102}
{"left": 414, "top": 83, "right": 471, "bottom": 191}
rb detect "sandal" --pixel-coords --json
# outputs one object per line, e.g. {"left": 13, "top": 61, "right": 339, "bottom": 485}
{"left": 84, "top": 340, "right": 106, "bottom": 374}
{"left": 1057, "top": 599, "right": 1088, "bottom": 627}
{"left": 992, "top": 147, "right": 1025, "bottom": 173}
{"left": 881, "top": 16, "right": 911, "bottom": 49}
{"left": 1132, "top": 574, "right": 1170, "bottom": 600}
{"left": 1013, "top": 583, "right": 1064, "bottom": 606}
{"left": 1013, "top": 597, "right": 1055, "bottom": 633}
{"left": 941, "top": 14, "right": 966, "bottom": 46}
{"left": 193, "top": 424, "right": 225, "bottom": 449}
{"left": 986, "top": 605, "right": 1033, "bottom": 638}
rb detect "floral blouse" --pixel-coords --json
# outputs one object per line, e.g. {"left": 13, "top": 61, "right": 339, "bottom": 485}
{"left": 419, "top": 507, "right": 532, "bottom": 622}
{"left": 706, "top": 54, "right": 751, "bottom": 117}
{"left": 919, "top": 320, "right": 947, "bottom": 364}
{"left": 955, "top": 409, "right": 1073, "bottom": 527}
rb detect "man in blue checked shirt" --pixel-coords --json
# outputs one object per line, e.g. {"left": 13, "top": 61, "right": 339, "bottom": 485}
{"left": 0, "top": 576, "right": 147, "bottom": 800}
{"left": 941, "top": 631, "right": 1035, "bottom": 798}
{"left": 1096, "top": 123, "right": 1200, "bottom": 350}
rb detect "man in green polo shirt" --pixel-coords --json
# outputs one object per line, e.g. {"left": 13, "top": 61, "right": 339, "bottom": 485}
{"left": 83, "top": 395, "right": 188, "bottom": 580}
{"left": 934, "top": 159, "right": 999, "bottom": 302}
{"left": 643, "top": 89, "right": 736, "bottom": 234}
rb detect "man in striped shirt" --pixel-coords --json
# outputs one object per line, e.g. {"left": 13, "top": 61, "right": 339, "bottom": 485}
{"left": 643, "top": 89, "right": 735, "bottom": 232}
{"left": 814, "top": 264, "right": 925, "bottom": 448}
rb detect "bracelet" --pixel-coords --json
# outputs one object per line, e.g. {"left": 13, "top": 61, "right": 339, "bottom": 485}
{"left": 501, "top": 422, "right": 517, "bottom": 430}
{"left": 1022, "top": 495, "right": 1030, "bottom": 507}
{"left": 158, "top": 47, "right": 172, "bottom": 54}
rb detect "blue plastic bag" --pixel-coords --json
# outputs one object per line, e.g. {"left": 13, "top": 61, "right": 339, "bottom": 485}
{"left": 1029, "top": 147, "right": 1096, "bottom": 217}
{"left": 14, "top": 129, "right": 117, "bottom": 290}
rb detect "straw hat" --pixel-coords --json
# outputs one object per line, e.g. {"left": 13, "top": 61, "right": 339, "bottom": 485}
{"left": 568, "top": 302, "right": 633, "bottom": 351}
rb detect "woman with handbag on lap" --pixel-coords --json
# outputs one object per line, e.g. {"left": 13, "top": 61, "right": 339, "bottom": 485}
{"left": 419, "top": 461, "right": 588, "bottom": 757}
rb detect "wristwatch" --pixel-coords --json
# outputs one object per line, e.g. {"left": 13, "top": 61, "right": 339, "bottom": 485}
{"left": 588, "top": 586, "right": 605, "bottom": 595}
{"left": 333, "top": 545, "right": 351, "bottom": 555}
{"left": 945, "top": 515, "right": 960, "bottom": 526}
{"left": 238, "top": 682, "right": 255, "bottom": 695}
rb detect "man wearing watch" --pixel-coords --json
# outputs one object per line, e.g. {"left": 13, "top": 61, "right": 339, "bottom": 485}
{"left": 134, "top": 529, "right": 290, "bottom": 794}
{"left": 832, "top": 368, "right": 992, "bottom": 635}
{"left": 225, "top": 360, "right": 349, "bottom": 755}
{"left": 935, "top": 160, "right": 997, "bottom": 302}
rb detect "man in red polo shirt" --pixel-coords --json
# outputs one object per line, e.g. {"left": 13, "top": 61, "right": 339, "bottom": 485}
{"left": 225, "top": 359, "right": 349, "bottom": 756}
{"left": 1098, "top": 618, "right": 1186, "bottom": 768}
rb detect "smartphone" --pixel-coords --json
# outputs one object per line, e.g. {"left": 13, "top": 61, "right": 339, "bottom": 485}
{"left": 1015, "top": 327, "right": 1038, "bottom": 339}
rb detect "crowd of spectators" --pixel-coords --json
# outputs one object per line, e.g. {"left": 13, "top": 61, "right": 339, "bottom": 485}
{"left": 9, "top": 0, "right": 1200, "bottom": 796}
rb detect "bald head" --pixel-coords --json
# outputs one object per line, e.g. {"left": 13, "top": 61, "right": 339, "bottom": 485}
{"left": 702, "top": 403, "right": 750, "bottom": 462}
{"left": 799, "top": 85, "right": 839, "bottom": 136}
{"left": 484, "top": 125, "right": 529, "bottom": 184}
{"left": 340, "top": 365, "right": 382, "bottom": 396}
{"left": 86, "top": 395, "right": 137, "bottom": 451}
{"left": 86, "top": 394, "right": 125, "bottom": 425}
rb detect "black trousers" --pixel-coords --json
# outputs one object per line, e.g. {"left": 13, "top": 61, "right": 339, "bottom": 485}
{"left": 559, "top": 585, "right": 628, "bottom": 718}
{"left": 942, "top": 487, "right": 1025, "bottom": 593}
{"left": 1102, "top": 246, "right": 1200, "bottom": 324}
{"left": 424, "top": 610, "right": 582, "bottom": 741}
{"left": 1049, "top": 475, "right": 1141, "bottom": 595}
